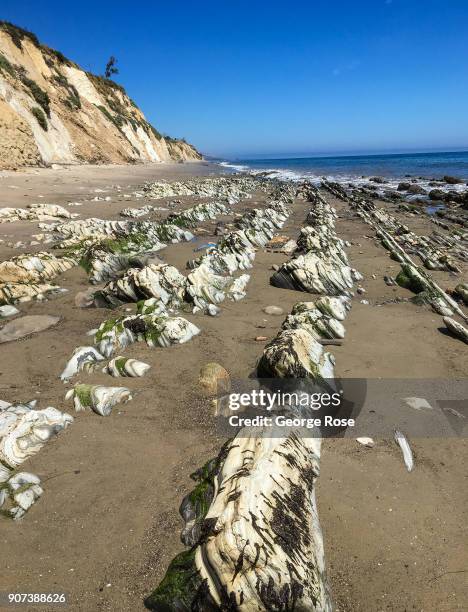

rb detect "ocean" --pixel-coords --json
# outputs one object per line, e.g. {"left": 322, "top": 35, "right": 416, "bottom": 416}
{"left": 219, "top": 150, "right": 468, "bottom": 184}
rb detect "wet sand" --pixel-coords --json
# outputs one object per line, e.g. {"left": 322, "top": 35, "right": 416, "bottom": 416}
{"left": 0, "top": 162, "right": 466, "bottom": 611}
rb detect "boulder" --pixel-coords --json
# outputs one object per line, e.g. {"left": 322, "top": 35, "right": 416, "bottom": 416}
{"left": 407, "top": 184, "right": 427, "bottom": 195}
{"left": 428, "top": 189, "right": 446, "bottom": 201}
{"left": 443, "top": 175, "right": 464, "bottom": 184}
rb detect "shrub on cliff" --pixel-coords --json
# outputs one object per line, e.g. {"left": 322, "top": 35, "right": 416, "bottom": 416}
{"left": 31, "top": 106, "right": 48, "bottom": 131}
{"left": 21, "top": 76, "right": 51, "bottom": 117}
{"left": 0, "top": 21, "right": 39, "bottom": 49}
{"left": 0, "top": 52, "right": 15, "bottom": 77}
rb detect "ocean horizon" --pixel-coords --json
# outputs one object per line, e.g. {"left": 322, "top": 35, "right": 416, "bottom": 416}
{"left": 219, "top": 150, "right": 468, "bottom": 183}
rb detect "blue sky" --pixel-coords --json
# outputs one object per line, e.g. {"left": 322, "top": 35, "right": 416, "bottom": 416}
{"left": 2, "top": 0, "right": 468, "bottom": 158}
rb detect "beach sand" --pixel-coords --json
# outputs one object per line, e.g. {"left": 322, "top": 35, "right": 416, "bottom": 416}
{"left": 0, "top": 162, "right": 466, "bottom": 611}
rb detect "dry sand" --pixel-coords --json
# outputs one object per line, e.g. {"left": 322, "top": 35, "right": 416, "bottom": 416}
{"left": 0, "top": 162, "right": 466, "bottom": 611}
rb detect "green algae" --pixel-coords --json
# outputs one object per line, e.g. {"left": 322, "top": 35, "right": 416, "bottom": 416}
{"left": 144, "top": 549, "right": 202, "bottom": 611}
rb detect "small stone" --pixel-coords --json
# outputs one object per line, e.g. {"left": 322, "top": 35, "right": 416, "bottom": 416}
{"left": 271, "top": 264, "right": 279, "bottom": 271}
{"left": 255, "top": 336, "right": 268, "bottom": 341}
{"left": 357, "top": 287, "right": 366, "bottom": 295}
{"left": 403, "top": 397, "right": 433, "bottom": 411}
{"left": 74, "top": 288, "right": 96, "bottom": 308}
{"left": 207, "top": 304, "right": 220, "bottom": 316}
{"left": 360, "top": 299, "right": 369, "bottom": 305}
{"left": 263, "top": 306, "right": 284, "bottom": 316}
{"left": 356, "top": 437, "right": 375, "bottom": 448}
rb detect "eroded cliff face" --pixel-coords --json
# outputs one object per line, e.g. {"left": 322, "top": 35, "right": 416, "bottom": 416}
{"left": 0, "top": 23, "right": 201, "bottom": 169}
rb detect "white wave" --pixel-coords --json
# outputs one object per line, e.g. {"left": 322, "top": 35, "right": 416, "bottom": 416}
{"left": 218, "top": 161, "right": 250, "bottom": 172}
{"left": 218, "top": 161, "right": 467, "bottom": 197}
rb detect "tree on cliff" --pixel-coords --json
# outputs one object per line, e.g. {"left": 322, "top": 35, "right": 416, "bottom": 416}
{"left": 104, "top": 56, "right": 119, "bottom": 79}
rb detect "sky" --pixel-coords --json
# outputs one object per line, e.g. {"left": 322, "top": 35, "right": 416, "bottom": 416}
{"left": 2, "top": 0, "right": 468, "bottom": 158}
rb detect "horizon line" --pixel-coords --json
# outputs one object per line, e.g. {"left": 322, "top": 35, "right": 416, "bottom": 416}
{"left": 215, "top": 147, "right": 468, "bottom": 162}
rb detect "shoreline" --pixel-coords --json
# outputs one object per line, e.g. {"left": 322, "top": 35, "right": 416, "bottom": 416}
{"left": 0, "top": 163, "right": 466, "bottom": 611}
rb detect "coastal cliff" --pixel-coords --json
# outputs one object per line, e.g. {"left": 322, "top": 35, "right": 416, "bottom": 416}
{"left": 0, "top": 22, "right": 201, "bottom": 170}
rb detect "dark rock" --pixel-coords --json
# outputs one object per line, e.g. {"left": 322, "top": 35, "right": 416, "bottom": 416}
{"left": 443, "top": 175, "right": 464, "bottom": 184}
{"left": 214, "top": 222, "right": 225, "bottom": 236}
{"left": 407, "top": 184, "right": 427, "bottom": 195}
{"left": 369, "top": 176, "right": 386, "bottom": 184}
{"left": 428, "top": 189, "right": 446, "bottom": 201}
{"left": 446, "top": 192, "right": 463, "bottom": 204}
{"left": 384, "top": 190, "right": 404, "bottom": 200}
{"left": 397, "top": 182, "right": 411, "bottom": 191}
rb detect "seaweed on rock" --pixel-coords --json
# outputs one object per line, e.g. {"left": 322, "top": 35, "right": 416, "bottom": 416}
{"left": 65, "top": 384, "right": 132, "bottom": 416}
{"left": 104, "top": 357, "right": 151, "bottom": 377}
{"left": 0, "top": 472, "right": 43, "bottom": 520}
{"left": 94, "top": 313, "right": 200, "bottom": 357}
{"left": 146, "top": 432, "right": 332, "bottom": 611}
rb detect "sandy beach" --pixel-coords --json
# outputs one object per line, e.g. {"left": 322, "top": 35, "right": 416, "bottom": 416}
{"left": 0, "top": 161, "right": 466, "bottom": 612}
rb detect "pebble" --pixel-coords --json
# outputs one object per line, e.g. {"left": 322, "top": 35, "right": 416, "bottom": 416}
{"left": 255, "top": 336, "right": 268, "bottom": 341}
{"left": 357, "top": 287, "right": 366, "bottom": 295}
{"left": 356, "top": 437, "right": 375, "bottom": 448}
{"left": 207, "top": 304, "right": 220, "bottom": 316}
{"left": 74, "top": 288, "right": 96, "bottom": 308}
{"left": 263, "top": 305, "right": 284, "bottom": 315}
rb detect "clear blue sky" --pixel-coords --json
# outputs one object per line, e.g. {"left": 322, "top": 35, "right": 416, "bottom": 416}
{"left": 2, "top": 0, "right": 468, "bottom": 158}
